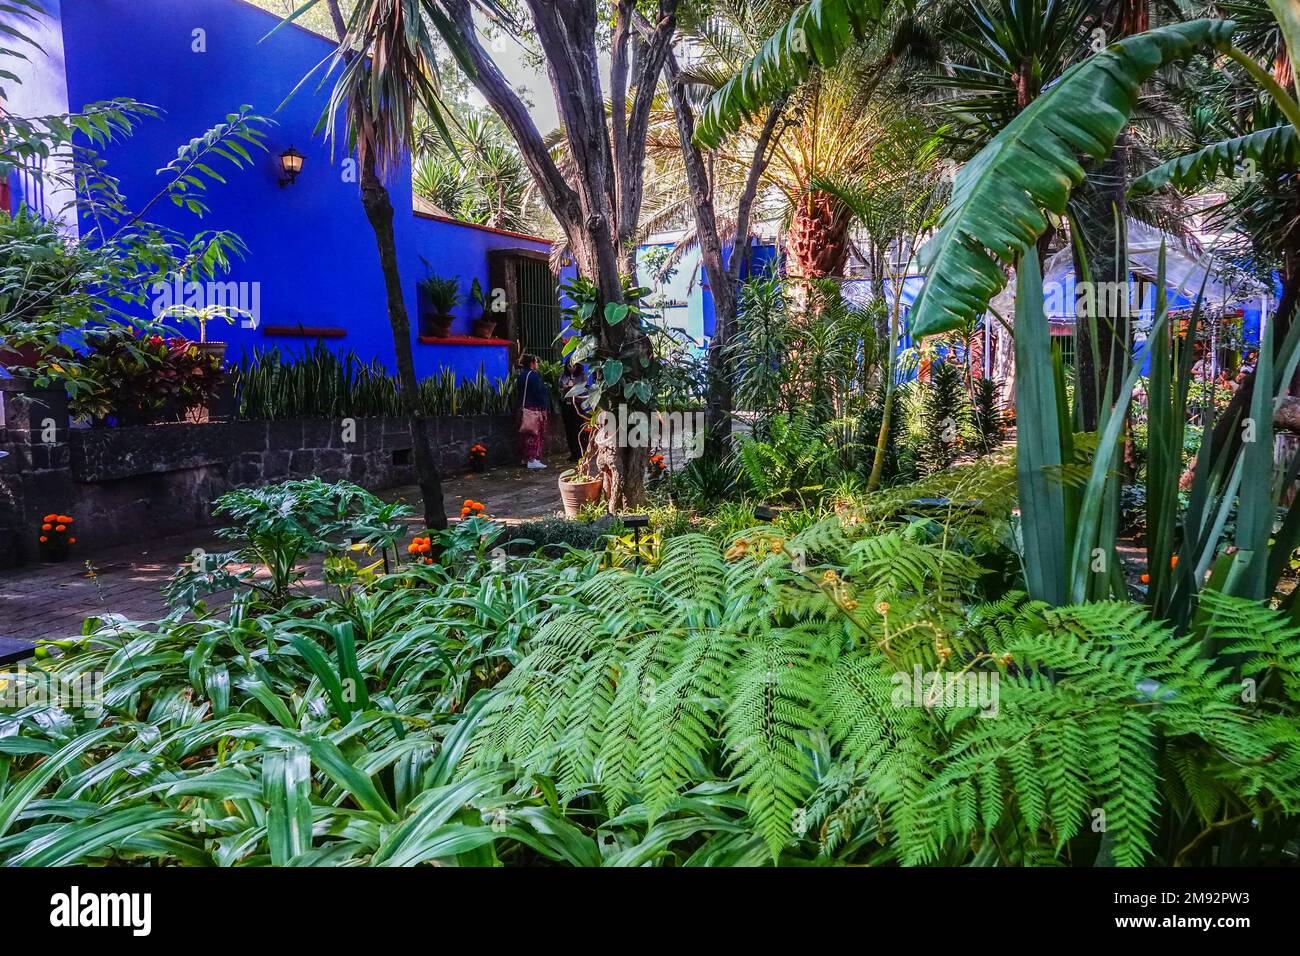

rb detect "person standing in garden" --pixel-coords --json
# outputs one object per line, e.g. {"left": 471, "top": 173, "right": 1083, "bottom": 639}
{"left": 558, "top": 361, "right": 588, "bottom": 463}
{"left": 515, "top": 354, "right": 551, "bottom": 470}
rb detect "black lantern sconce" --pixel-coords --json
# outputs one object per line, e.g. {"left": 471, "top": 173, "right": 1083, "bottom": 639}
{"left": 279, "top": 146, "right": 304, "bottom": 187}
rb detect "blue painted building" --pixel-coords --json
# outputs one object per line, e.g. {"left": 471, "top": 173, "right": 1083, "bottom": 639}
{"left": 4, "top": 0, "right": 561, "bottom": 382}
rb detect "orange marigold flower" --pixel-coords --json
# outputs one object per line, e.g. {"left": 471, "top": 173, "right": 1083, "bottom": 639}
{"left": 58, "top": 516, "right": 72, "bottom": 523}
{"left": 39, "top": 535, "right": 48, "bottom": 543}
{"left": 55, "top": 525, "right": 66, "bottom": 532}
{"left": 407, "top": 543, "right": 418, "bottom": 554}
{"left": 1140, "top": 573, "right": 1150, "bottom": 584}
{"left": 41, "top": 524, "right": 51, "bottom": 531}
{"left": 472, "top": 502, "right": 485, "bottom": 511}
{"left": 43, "top": 514, "right": 57, "bottom": 522}
{"left": 68, "top": 538, "right": 76, "bottom": 544}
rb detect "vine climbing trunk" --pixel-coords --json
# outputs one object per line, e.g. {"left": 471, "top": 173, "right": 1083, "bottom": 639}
{"left": 435, "top": 0, "right": 679, "bottom": 512}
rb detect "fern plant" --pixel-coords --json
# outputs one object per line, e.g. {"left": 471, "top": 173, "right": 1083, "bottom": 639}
{"left": 464, "top": 525, "right": 987, "bottom": 858}
{"left": 736, "top": 414, "right": 841, "bottom": 503}
{"left": 463, "top": 525, "right": 1300, "bottom": 864}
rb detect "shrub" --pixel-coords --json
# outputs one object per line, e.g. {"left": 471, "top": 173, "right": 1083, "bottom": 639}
{"left": 971, "top": 376, "right": 1006, "bottom": 454}
{"left": 511, "top": 514, "right": 623, "bottom": 555}
{"left": 916, "top": 357, "right": 968, "bottom": 475}
{"left": 67, "top": 327, "right": 225, "bottom": 426}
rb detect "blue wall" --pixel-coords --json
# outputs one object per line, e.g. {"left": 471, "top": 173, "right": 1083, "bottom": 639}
{"left": 8, "top": 0, "right": 554, "bottom": 384}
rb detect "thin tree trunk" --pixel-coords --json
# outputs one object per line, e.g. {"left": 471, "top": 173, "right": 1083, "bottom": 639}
{"left": 324, "top": 0, "right": 444, "bottom": 528}
{"left": 663, "top": 48, "right": 783, "bottom": 460}
{"left": 360, "top": 156, "right": 447, "bottom": 530}
{"left": 1070, "top": 139, "right": 1129, "bottom": 432}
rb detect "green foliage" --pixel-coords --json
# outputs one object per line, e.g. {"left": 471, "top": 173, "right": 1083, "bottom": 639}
{"left": 0, "top": 520, "right": 602, "bottom": 866}
{"left": 234, "top": 345, "right": 511, "bottom": 419}
{"left": 461, "top": 525, "right": 1300, "bottom": 864}
{"left": 1130, "top": 123, "right": 1299, "bottom": 196}
{"left": 736, "top": 414, "right": 840, "bottom": 503}
{"left": 167, "top": 479, "right": 410, "bottom": 605}
{"left": 907, "top": 19, "right": 1238, "bottom": 338}
{"left": 916, "top": 359, "right": 968, "bottom": 476}
{"left": 695, "top": 0, "right": 890, "bottom": 149}
{"left": 658, "top": 454, "right": 741, "bottom": 509}
{"left": 412, "top": 113, "right": 537, "bottom": 233}
{"left": 971, "top": 377, "right": 1006, "bottom": 454}
{"left": 510, "top": 515, "right": 624, "bottom": 556}
{"left": 728, "top": 273, "right": 882, "bottom": 438}
{"left": 417, "top": 266, "right": 462, "bottom": 314}
{"left": 66, "top": 327, "right": 225, "bottom": 426}
{"left": 0, "top": 8, "right": 267, "bottom": 390}
{"left": 4, "top": 474, "right": 1300, "bottom": 866}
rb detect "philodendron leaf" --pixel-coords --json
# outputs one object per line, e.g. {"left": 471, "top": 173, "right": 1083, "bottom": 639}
{"left": 908, "top": 18, "right": 1237, "bottom": 340}
{"left": 604, "top": 303, "right": 630, "bottom": 325}
{"left": 602, "top": 359, "right": 624, "bottom": 386}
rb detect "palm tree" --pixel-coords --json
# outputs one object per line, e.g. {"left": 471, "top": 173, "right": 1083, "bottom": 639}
{"left": 283, "top": 0, "right": 450, "bottom": 529}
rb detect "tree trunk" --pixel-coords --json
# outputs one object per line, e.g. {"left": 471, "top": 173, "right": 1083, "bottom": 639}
{"left": 436, "top": 0, "right": 680, "bottom": 512}
{"left": 663, "top": 52, "right": 783, "bottom": 462}
{"left": 1070, "top": 139, "right": 1129, "bottom": 432}
{"left": 787, "top": 189, "right": 852, "bottom": 280}
{"left": 359, "top": 157, "right": 447, "bottom": 530}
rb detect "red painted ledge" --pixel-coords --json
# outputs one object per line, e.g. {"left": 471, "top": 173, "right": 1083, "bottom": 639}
{"left": 264, "top": 325, "right": 347, "bottom": 338}
{"left": 411, "top": 210, "right": 554, "bottom": 246}
{"left": 419, "top": 336, "right": 512, "bottom": 346}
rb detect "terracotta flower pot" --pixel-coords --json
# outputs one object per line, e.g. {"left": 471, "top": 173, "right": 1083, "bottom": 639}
{"left": 559, "top": 470, "right": 603, "bottom": 518}
{"left": 472, "top": 316, "right": 499, "bottom": 339}
{"left": 420, "top": 313, "right": 455, "bottom": 338}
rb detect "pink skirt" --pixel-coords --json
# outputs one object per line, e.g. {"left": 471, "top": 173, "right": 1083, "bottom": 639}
{"left": 521, "top": 410, "right": 548, "bottom": 461}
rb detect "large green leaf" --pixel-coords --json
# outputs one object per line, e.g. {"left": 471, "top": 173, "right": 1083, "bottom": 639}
{"left": 694, "top": 0, "right": 889, "bottom": 149}
{"left": 1130, "top": 124, "right": 1299, "bottom": 196}
{"left": 1012, "top": 255, "right": 1067, "bottom": 606}
{"left": 908, "top": 18, "right": 1238, "bottom": 340}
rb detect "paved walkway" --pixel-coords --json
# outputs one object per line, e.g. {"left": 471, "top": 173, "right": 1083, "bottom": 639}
{"left": 0, "top": 454, "right": 570, "bottom": 648}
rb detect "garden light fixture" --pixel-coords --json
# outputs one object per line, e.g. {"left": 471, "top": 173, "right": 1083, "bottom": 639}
{"left": 278, "top": 146, "right": 304, "bottom": 187}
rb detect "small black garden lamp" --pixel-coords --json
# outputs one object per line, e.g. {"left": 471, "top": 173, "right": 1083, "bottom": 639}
{"left": 623, "top": 514, "right": 650, "bottom": 568}
{"left": 279, "top": 146, "right": 305, "bottom": 187}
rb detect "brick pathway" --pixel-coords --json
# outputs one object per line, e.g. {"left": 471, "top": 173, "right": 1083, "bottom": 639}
{"left": 0, "top": 454, "right": 570, "bottom": 649}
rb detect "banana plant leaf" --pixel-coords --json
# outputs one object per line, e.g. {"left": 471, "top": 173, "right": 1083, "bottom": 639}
{"left": 1012, "top": 254, "right": 1067, "bottom": 605}
{"left": 694, "top": 0, "right": 890, "bottom": 149}
{"left": 907, "top": 18, "right": 1237, "bottom": 340}
{"left": 1130, "top": 124, "right": 1299, "bottom": 196}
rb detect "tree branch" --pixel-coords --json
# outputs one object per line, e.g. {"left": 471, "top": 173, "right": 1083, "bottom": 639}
{"left": 728, "top": 97, "right": 785, "bottom": 282}
{"left": 437, "top": 0, "right": 581, "bottom": 232}
{"left": 618, "top": 1, "right": 679, "bottom": 259}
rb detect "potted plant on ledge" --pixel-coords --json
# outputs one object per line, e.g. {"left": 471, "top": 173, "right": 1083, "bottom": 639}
{"left": 418, "top": 262, "right": 461, "bottom": 339}
{"left": 162, "top": 301, "right": 244, "bottom": 364}
{"left": 469, "top": 278, "right": 500, "bottom": 339}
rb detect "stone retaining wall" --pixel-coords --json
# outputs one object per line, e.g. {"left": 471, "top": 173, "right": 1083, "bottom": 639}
{"left": 0, "top": 379, "right": 549, "bottom": 566}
